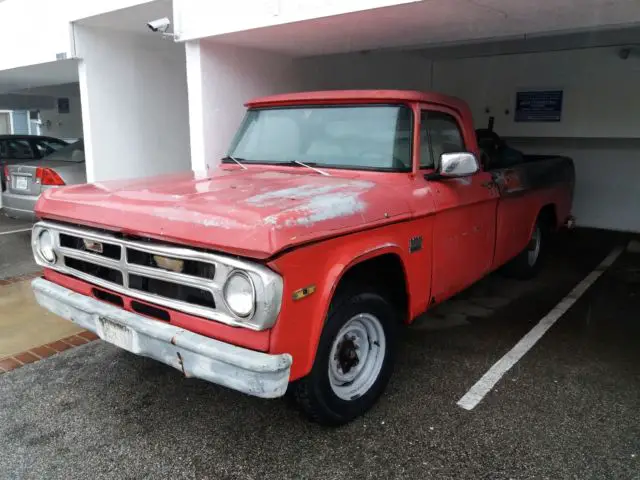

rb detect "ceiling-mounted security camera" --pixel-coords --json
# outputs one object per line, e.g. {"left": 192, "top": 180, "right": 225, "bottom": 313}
{"left": 147, "top": 17, "right": 174, "bottom": 38}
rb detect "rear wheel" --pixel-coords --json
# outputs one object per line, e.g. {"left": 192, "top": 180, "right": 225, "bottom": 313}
{"left": 290, "top": 290, "right": 398, "bottom": 426}
{"left": 502, "top": 219, "right": 547, "bottom": 279}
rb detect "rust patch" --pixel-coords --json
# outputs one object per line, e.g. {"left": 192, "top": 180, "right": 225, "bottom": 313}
{"left": 176, "top": 351, "right": 187, "bottom": 377}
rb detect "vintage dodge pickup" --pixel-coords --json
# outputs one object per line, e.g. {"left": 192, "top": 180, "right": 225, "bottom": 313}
{"left": 30, "top": 90, "right": 574, "bottom": 425}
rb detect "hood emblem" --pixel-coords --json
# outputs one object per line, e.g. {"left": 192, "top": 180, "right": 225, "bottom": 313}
{"left": 154, "top": 255, "right": 185, "bottom": 273}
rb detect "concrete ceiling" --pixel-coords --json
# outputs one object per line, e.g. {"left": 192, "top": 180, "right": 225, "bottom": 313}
{"left": 414, "top": 25, "right": 640, "bottom": 60}
{"left": 75, "top": 0, "right": 173, "bottom": 37}
{"left": 0, "top": 59, "right": 79, "bottom": 95}
{"left": 205, "top": 0, "right": 640, "bottom": 56}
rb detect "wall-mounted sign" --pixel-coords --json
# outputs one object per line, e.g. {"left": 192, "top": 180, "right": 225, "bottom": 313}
{"left": 515, "top": 90, "right": 563, "bottom": 122}
{"left": 57, "top": 97, "right": 70, "bottom": 114}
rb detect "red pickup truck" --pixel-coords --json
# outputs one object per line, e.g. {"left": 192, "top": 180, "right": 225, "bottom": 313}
{"left": 30, "top": 90, "right": 574, "bottom": 425}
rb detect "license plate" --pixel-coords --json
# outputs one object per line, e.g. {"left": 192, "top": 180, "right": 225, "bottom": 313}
{"left": 97, "top": 317, "right": 134, "bottom": 351}
{"left": 15, "top": 176, "right": 28, "bottom": 190}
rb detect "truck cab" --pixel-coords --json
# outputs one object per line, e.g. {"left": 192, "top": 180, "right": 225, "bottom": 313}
{"left": 30, "top": 90, "right": 574, "bottom": 425}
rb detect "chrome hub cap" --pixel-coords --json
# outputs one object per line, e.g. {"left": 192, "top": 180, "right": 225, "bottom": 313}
{"left": 328, "top": 313, "right": 386, "bottom": 401}
{"left": 527, "top": 226, "right": 541, "bottom": 266}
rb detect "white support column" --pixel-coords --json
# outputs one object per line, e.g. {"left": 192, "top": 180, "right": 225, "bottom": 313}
{"left": 184, "top": 41, "right": 301, "bottom": 172}
{"left": 75, "top": 25, "right": 191, "bottom": 183}
{"left": 185, "top": 41, "right": 207, "bottom": 173}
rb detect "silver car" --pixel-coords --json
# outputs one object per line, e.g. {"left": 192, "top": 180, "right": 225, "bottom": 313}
{"left": 2, "top": 140, "right": 85, "bottom": 220}
{"left": 0, "top": 135, "right": 69, "bottom": 190}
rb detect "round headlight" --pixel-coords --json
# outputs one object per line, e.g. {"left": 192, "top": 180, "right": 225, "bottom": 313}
{"left": 38, "top": 229, "right": 56, "bottom": 263}
{"left": 224, "top": 271, "right": 255, "bottom": 318}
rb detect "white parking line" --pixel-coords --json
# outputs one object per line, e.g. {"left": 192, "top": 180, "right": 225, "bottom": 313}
{"left": 0, "top": 227, "right": 32, "bottom": 236}
{"left": 457, "top": 243, "right": 627, "bottom": 411}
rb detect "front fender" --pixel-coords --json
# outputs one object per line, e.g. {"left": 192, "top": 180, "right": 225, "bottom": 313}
{"left": 267, "top": 217, "right": 433, "bottom": 381}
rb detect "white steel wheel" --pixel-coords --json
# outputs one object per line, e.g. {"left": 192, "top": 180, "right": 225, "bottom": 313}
{"left": 328, "top": 313, "right": 387, "bottom": 401}
{"left": 527, "top": 225, "right": 542, "bottom": 267}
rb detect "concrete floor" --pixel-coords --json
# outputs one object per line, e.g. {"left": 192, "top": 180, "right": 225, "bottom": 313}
{"left": 0, "top": 214, "right": 82, "bottom": 359}
{"left": 0, "top": 228, "right": 638, "bottom": 479}
{"left": 0, "top": 280, "right": 84, "bottom": 358}
{"left": 0, "top": 214, "right": 38, "bottom": 280}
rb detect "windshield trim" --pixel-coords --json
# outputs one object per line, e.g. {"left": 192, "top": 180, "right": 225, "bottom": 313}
{"left": 226, "top": 103, "right": 414, "bottom": 174}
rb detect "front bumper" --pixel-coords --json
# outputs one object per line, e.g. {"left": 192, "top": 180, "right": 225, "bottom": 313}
{"left": 32, "top": 278, "right": 292, "bottom": 398}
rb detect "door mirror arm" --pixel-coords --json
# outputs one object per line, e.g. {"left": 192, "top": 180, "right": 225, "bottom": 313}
{"left": 424, "top": 171, "right": 442, "bottom": 181}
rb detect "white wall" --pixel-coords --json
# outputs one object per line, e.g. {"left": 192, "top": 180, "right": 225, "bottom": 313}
{"left": 174, "top": 0, "right": 419, "bottom": 42}
{"left": 187, "top": 41, "right": 302, "bottom": 172}
{"left": 432, "top": 47, "right": 640, "bottom": 138}
{"left": 38, "top": 97, "right": 83, "bottom": 140}
{"left": 19, "top": 83, "right": 84, "bottom": 139}
{"left": 76, "top": 26, "right": 191, "bottom": 182}
{"left": 431, "top": 47, "right": 640, "bottom": 232}
{"left": 297, "top": 51, "right": 433, "bottom": 91}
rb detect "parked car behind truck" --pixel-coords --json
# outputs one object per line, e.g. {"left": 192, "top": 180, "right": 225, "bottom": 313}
{"left": 0, "top": 135, "right": 69, "bottom": 191}
{"left": 29, "top": 90, "right": 574, "bottom": 425}
{"left": 2, "top": 140, "right": 85, "bottom": 220}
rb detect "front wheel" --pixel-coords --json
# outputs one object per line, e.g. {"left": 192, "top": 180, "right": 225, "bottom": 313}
{"left": 290, "top": 290, "right": 398, "bottom": 426}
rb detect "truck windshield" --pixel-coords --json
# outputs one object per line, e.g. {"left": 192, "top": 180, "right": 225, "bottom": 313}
{"left": 227, "top": 105, "right": 413, "bottom": 172}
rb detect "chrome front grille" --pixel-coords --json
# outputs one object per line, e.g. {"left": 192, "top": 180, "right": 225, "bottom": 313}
{"left": 31, "top": 221, "right": 284, "bottom": 330}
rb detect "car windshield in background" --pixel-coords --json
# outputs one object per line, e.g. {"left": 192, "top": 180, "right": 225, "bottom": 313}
{"left": 227, "top": 105, "right": 413, "bottom": 171}
{"left": 45, "top": 140, "right": 85, "bottom": 162}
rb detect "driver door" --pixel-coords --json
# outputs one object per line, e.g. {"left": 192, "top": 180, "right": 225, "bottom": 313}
{"left": 420, "top": 107, "right": 499, "bottom": 303}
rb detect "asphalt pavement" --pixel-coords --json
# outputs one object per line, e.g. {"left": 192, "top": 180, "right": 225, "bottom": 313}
{"left": 0, "top": 229, "right": 638, "bottom": 479}
{"left": 0, "top": 214, "right": 37, "bottom": 280}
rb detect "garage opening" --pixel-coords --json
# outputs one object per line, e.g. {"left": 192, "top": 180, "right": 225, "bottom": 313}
{"left": 184, "top": 3, "right": 640, "bottom": 234}
{"left": 0, "top": 59, "right": 85, "bottom": 215}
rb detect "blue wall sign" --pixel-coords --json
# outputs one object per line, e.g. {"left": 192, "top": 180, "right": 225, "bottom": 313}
{"left": 515, "top": 90, "right": 563, "bottom": 122}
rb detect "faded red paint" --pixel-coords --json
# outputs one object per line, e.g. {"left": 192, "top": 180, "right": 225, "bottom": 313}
{"left": 35, "top": 90, "right": 573, "bottom": 383}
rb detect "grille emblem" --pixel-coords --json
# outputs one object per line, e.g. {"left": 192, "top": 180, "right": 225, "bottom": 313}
{"left": 83, "top": 239, "right": 104, "bottom": 254}
{"left": 154, "top": 255, "right": 185, "bottom": 273}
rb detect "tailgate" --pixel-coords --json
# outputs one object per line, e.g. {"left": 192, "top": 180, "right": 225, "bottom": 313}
{"left": 6, "top": 165, "right": 42, "bottom": 196}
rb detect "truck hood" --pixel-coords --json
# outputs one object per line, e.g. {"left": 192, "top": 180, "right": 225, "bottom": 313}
{"left": 35, "top": 167, "right": 412, "bottom": 259}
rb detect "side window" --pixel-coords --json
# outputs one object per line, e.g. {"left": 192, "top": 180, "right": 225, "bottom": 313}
{"left": 0, "top": 141, "right": 8, "bottom": 158}
{"left": 7, "top": 139, "right": 35, "bottom": 160}
{"left": 425, "top": 112, "right": 465, "bottom": 165}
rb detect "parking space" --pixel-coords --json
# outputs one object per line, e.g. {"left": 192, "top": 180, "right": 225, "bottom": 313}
{"left": 0, "top": 229, "right": 637, "bottom": 479}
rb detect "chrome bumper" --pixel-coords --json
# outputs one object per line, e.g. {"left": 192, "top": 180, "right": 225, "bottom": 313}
{"left": 32, "top": 278, "right": 292, "bottom": 398}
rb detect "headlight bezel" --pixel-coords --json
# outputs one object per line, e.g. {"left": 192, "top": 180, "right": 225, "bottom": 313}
{"left": 34, "top": 228, "right": 57, "bottom": 264}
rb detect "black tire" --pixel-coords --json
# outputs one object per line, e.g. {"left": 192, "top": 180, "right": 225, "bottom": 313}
{"left": 290, "top": 290, "right": 399, "bottom": 426}
{"left": 502, "top": 218, "right": 548, "bottom": 280}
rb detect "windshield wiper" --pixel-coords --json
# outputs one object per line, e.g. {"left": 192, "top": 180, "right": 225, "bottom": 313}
{"left": 221, "top": 156, "right": 247, "bottom": 170}
{"left": 289, "top": 160, "right": 331, "bottom": 176}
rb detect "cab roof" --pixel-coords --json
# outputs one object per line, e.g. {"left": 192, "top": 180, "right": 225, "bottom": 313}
{"left": 247, "top": 89, "right": 469, "bottom": 113}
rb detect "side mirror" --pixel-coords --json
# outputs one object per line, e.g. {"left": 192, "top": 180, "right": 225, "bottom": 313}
{"left": 426, "top": 152, "right": 479, "bottom": 180}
